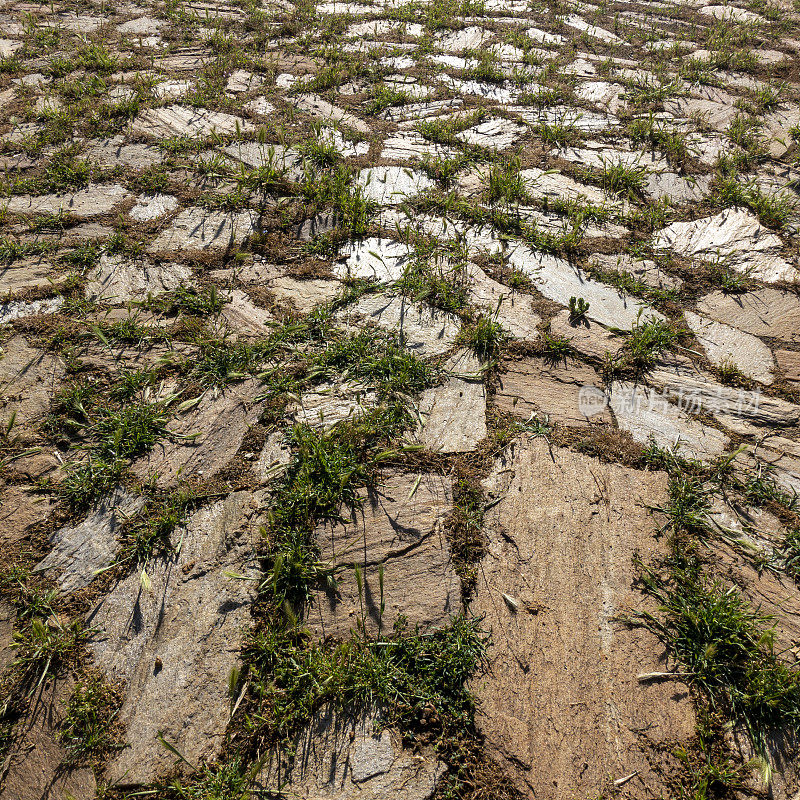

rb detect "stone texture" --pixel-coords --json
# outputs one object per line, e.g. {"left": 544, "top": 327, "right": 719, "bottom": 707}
{"left": 148, "top": 209, "right": 258, "bottom": 252}
{"left": 356, "top": 166, "right": 435, "bottom": 205}
{"left": 0, "top": 336, "right": 64, "bottom": 438}
{"left": 474, "top": 438, "right": 695, "bottom": 800}
{"left": 6, "top": 184, "right": 129, "bottom": 217}
{"left": 496, "top": 358, "right": 612, "bottom": 427}
{"left": 288, "top": 381, "right": 377, "bottom": 429}
{"left": 34, "top": 488, "right": 144, "bottom": 593}
{"left": 509, "top": 246, "right": 664, "bottom": 329}
{"left": 467, "top": 265, "right": 541, "bottom": 341}
{"left": 132, "top": 380, "right": 262, "bottom": 488}
{"left": 337, "top": 293, "right": 460, "bottom": 357}
{"left": 88, "top": 492, "right": 261, "bottom": 785}
{"left": 131, "top": 105, "right": 254, "bottom": 138}
{"left": 266, "top": 276, "right": 341, "bottom": 314}
{"left": 129, "top": 193, "right": 179, "bottom": 222}
{"left": 264, "top": 707, "right": 444, "bottom": 799}
{"left": 684, "top": 310, "right": 775, "bottom": 385}
{"left": 608, "top": 381, "right": 730, "bottom": 460}
{"left": 308, "top": 473, "right": 459, "bottom": 638}
{"left": 455, "top": 117, "right": 526, "bottom": 150}
{"left": 295, "top": 93, "right": 370, "bottom": 134}
{"left": 336, "top": 238, "right": 411, "bottom": 282}
{"left": 589, "top": 253, "right": 681, "bottom": 291}
{"left": 697, "top": 289, "right": 800, "bottom": 343}
{"left": 0, "top": 296, "right": 63, "bottom": 324}
{"left": 654, "top": 209, "right": 799, "bottom": 284}
{"left": 86, "top": 254, "right": 191, "bottom": 302}
{"left": 416, "top": 350, "right": 487, "bottom": 452}
{"left": 0, "top": 483, "right": 52, "bottom": 550}
{"left": 549, "top": 310, "right": 627, "bottom": 360}
{"left": 0, "top": 679, "right": 97, "bottom": 800}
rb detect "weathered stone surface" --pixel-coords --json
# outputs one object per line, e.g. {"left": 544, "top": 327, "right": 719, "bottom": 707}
{"left": 0, "top": 598, "right": 14, "bottom": 673}
{"left": 337, "top": 293, "right": 460, "bottom": 356}
{"left": 455, "top": 117, "right": 526, "bottom": 150}
{"left": 648, "top": 356, "right": 800, "bottom": 434}
{"left": 684, "top": 310, "right": 775, "bottom": 385}
{"left": 267, "top": 276, "right": 341, "bottom": 314}
{"left": 0, "top": 336, "right": 64, "bottom": 437}
{"left": 764, "top": 106, "right": 800, "bottom": 158}
{"left": 496, "top": 358, "right": 612, "bottom": 427}
{"left": 295, "top": 93, "right": 370, "bottom": 134}
{"left": 563, "top": 14, "right": 621, "bottom": 42}
{"left": 217, "top": 289, "right": 273, "bottom": 338}
{"left": 335, "top": 238, "right": 411, "bottom": 282}
{"left": 34, "top": 488, "right": 144, "bottom": 593}
{"left": 148, "top": 208, "right": 257, "bottom": 252}
{"left": 129, "top": 192, "right": 179, "bottom": 222}
{"left": 84, "top": 137, "right": 163, "bottom": 169}
{"left": 255, "top": 430, "right": 291, "bottom": 483}
{"left": 131, "top": 105, "right": 254, "bottom": 138}
{"left": 697, "top": 288, "right": 800, "bottom": 343}
{"left": 474, "top": 438, "right": 694, "bottom": 800}
{"left": 435, "top": 25, "right": 491, "bottom": 51}
{"left": 132, "top": 380, "right": 262, "bottom": 488}
{"left": 0, "top": 679, "right": 97, "bottom": 800}
{"left": 86, "top": 254, "right": 191, "bottom": 302}
{"left": 357, "top": 166, "right": 435, "bottom": 205}
{"left": 264, "top": 707, "right": 444, "bottom": 799}
{"left": 509, "top": 246, "right": 664, "bottom": 329}
{"left": 608, "top": 381, "right": 730, "bottom": 460}
{"left": 520, "top": 168, "right": 617, "bottom": 207}
{"left": 777, "top": 349, "right": 800, "bottom": 386}
{"left": 416, "top": 350, "right": 486, "bottom": 452}
{"left": 88, "top": 492, "right": 261, "bottom": 785}
{"left": 0, "top": 296, "right": 63, "bottom": 324}
{"left": 0, "top": 259, "right": 58, "bottom": 294}
{"left": 549, "top": 310, "right": 626, "bottom": 360}
{"left": 308, "top": 473, "right": 458, "bottom": 638}
{"left": 0, "top": 482, "right": 52, "bottom": 550}
{"left": 288, "top": 381, "right": 377, "bottom": 429}
{"left": 589, "top": 252, "right": 681, "bottom": 291}
{"left": 467, "top": 265, "right": 541, "bottom": 341}
{"left": 644, "top": 172, "right": 711, "bottom": 204}
{"left": 6, "top": 184, "right": 129, "bottom": 217}
{"left": 654, "top": 209, "right": 799, "bottom": 284}
{"left": 575, "top": 80, "right": 625, "bottom": 114}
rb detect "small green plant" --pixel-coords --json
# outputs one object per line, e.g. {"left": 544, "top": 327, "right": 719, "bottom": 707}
{"left": 568, "top": 296, "right": 590, "bottom": 325}
{"left": 541, "top": 332, "right": 573, "bottom": 363}
{"left": 625, "top": 313, "right": 677, "bottom": 371}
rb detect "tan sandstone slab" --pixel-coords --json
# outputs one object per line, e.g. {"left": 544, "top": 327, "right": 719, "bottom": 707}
{"left": 472, "top": 437, "right": 695, "bottom": 800}
{"left": 308, "top": 472, "right": 459, "bottom": 639}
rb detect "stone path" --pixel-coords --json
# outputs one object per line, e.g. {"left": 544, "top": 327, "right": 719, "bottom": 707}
{"left": 2, "top": 0, "right": 800, "bottom": 796}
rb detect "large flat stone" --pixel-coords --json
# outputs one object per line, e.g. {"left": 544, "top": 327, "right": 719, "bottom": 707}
{"left": 608, "top": 381, "right": 730, "bottom": 460}
{"left": 684, "top": 310, "right": 775, "bottom": 385}
{"left": 356, "top": 166, "right": 435, "bottom": 206}
{"left": 308, "top": 473, "right": 458, "bottom": 638}
{"left": 34, "top": 488, "right": 144, "bottom": 594}
{"left": 496, "top": 358, "right": 612, "bottom": 427}
{"left": 147, "top": 208, "right": 257, "bottom": 253}
{"left": 697, "top": 288, "right": 800, "bottom": 343}
{"left": 509, "top": 246, "right": 664, "bottom": 329}
{"left": 131, "top": 105, "right": 255, "bottom": 138}
{"left": 335, "top": 238, "right": 411, "bottom": 282}
{"left": 6, "top": 184, "right": 129, "bottom": 217}
{"left": 337, "top": 293, "right": 460, "bottom": 357}
{"left": 473, "top": 438, "right": 694, "bottom": 800}
{"left": 0, "top": 336, "right": 64, "bottom": 439}
{"left": 416, "top": 350, "right": 486, "bottom": 452}
{"left": 132, "top": 380, "right": 262, "bottom": 488}
{"left": 467, "top": 264, "right": 541, "bottom": 341}
{"left": 88, "top": 491, "right": 261, "bottom": 786}
{"left": 86, "top": 254, "right": 191, "bottom": 302}
{"left": 295, "top": 93, "right": 370, "bottom": 134}
{"left": 654, "top": 209, "right": 800, "bottom": 284}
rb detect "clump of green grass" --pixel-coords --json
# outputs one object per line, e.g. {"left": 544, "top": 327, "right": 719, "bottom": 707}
{"left": 365, "top": 83, "right": 410, "bottom": 115}
{"left": 244, "top": 615, "right": 486, "bottom": 745}
{"left": 711, "top": 174, "right": 795, "bottom": 230}
{"left": 637, "top": 553, "right": 800, "bottom": 763}
{"left": 60, "top": 672, "right": 124, "bottom": 765}
{"left": 485, "top": 157, "right": 527, "bottom": 205}
{"left": 624, "top": 313, "right": 678, "bottom": 371}
{"left": 459, "top": 315, "right": 505, "bottom": 359}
